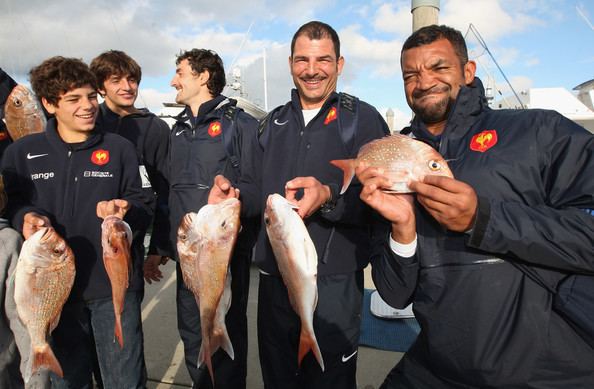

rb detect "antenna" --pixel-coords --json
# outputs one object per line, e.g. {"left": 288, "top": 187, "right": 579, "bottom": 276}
{"left": 465, "top": 23, "right": 525, "bottom": 109}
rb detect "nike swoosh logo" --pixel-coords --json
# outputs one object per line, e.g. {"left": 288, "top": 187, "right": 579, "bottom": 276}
{"left": 341, "top": 350, "right": 358, "bottom": 363}
{"left": 273, "top": 119, "right": 288, "bottom": 126}
{"left": 175, "top": 130, "right": 185, "bottom": 136}
{"left": 26, "top": 153, "right": 49, "bottom": 160}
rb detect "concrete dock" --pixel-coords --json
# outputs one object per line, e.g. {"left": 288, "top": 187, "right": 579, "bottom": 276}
{"left": 142, "top": 263, "right": 403, "bottom": 389}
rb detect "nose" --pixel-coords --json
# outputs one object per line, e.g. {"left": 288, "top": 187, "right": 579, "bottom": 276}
{"left": 121, "top": 78, "right": 132, "bottom": 90}
{"left": 416, "top": 70, "right": 437, "bottom": 91}
{"left": 170, "top": 75, "right": 178, "bottom": 88}
{"left": 305, "top": 59, "right": 317, "bottom": 75}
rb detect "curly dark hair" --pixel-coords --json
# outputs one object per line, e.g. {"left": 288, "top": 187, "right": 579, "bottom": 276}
{"left": 176, "top": 49, "right": 225, "bottom": 96}
{"left": 29, "top": 56, "right": 98, "bottom": 106}
{"left": 401, "top": 24, "right": 469, "bottom": 66}
{"left": 291, "top": 21, "right": 340, "bottom": 60}
{"left": 90, "top": 50, "right": 142, "bottom": 86}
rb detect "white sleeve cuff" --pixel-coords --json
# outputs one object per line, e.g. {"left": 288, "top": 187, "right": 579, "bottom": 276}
{"left": 389, "top": 234, "right": 417, "bottom": 258}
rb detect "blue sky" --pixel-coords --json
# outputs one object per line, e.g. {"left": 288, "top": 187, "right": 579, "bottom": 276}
{"left": 1, "top": 0, "right": 592, "bottom": 129}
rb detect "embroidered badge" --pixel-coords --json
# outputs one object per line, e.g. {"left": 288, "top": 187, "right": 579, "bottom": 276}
{"left": 470, "top": 130, "right": 498, "bottom": 152}
{"left": 208, "top": 121, "right": 222, "bottom": 137}
{"left": 0, "top": 131, "right": 8, "bottom": 141}
{"left": 91, "top": 149, "right": 110, "bottom": 166}
{"left": 324, "top": 107, "right": 337, "bottom": 125}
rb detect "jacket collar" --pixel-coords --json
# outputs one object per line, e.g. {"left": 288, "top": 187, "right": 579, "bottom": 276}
{"left": 289, "top": 89, "right": 340, "bottom": 113}
{"left": 174, "top": 95, "right": 227, "bottom": 126}
{"left": 45, "top": 118, "right": 103, "bottom": 151}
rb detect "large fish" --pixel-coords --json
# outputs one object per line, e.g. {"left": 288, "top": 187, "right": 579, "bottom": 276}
{"left": 101, "top": 215, "right": 132, "bottom": 349}
{"left": 330, "top": 133, "right": 454, "bottom": 194}
{"left": 264, "top": 194, "right": 325, "bottom": 371}
{"left": 4, "top": 85, "right": 46, "bottom": 141}
{"left": 14, "top": 227, "right": 75, "bottom": 380}
{"left": 177, "top": 198, "right": 240, "bottom": 384}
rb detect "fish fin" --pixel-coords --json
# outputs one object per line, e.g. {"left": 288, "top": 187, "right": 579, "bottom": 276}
{"left": 297, "top": 328, "right": 325, "bottom": 372}
{"left": 329, "top": 159, "right": 355, "bottom": 195}
{"left": 32, "top": 343, "right": 63, "bottom": 378}
{"left": 114, "top": 314, "right": 124, "bottom": 349}
{"left": 217, "top": 325, "right": 235, "bottom": 361}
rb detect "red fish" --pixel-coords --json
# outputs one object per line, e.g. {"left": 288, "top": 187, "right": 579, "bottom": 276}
{"left": 331, "top": 133, "right": 454, "bottom": 194}
{"left": 4, "top": 85, "right": 46, "bottom": 140}
{"left": 14, "top": 227, "right": 75, "bottom": 380}
{"left": 101, "top": 215, "right": 132, "bottom": 348}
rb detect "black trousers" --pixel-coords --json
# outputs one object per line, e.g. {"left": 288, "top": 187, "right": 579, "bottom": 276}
{"left": 257, "top": 270, "right": 363, "bottom": 389}
{"left": 176, "top": 250, "right": 251, "bottom": 389}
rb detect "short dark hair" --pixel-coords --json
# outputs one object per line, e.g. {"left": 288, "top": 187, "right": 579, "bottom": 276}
{"left": 90, "top": 50, "right": 142, "bottom": 86}
{"left": 29, "top": 56, "right": 98, "bottom": 106}
{"left": 175, "top": 49, "right": 226, "bottom": 96}
{"left": 291, "top": 21, "right": 341, "bottom": 59}
{"left": 401, "top": 25, "right": 469, "bottom": 66}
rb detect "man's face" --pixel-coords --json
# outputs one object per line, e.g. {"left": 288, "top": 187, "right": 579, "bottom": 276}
{"left": 290, "top": 35, "right": 344, "bottom": 109}
{"left": 99, "top": 73, "right": 138, "bottom": 109}
{"left": 170, "top": 59, "right": 204, "bottom": 106}
{"left": 43, "top": 85, "right": 98, "bottom": 136}
{"left": 401, "top": 38, "right": 475, "bottom": 129}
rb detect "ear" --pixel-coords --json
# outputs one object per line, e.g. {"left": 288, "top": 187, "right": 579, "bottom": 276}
{"left": 97, "top": 86, "right": 106, "bottom": 97}
{"left": 288, "top": 55, "right": 292, "bottom": 71}
{"left": 198, "top": 70, "right": 210, "bottom": 86}
{"left": 463, "top": 60, "right": 477, "bottom": 85}
{"left": 41, "top": 97, "right": 57, "bottom": 115}
{"left": 337, "top": 56, "right": 345, "bottom": 76}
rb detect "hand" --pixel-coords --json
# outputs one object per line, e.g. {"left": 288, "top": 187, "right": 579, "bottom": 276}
{"left": 356, "top": 166, "right": 416, "bottom": 243}
{"left": 410, "top": 175, "right": 477, "bottom": 232}
{"left": 96, "top": 199, "right": 130, "bottom": 220}
{"left": 285, "top": 177, "right": 331, "bottom": 219}
{"left": 22, "top": 212, "right": 51, "bottom": 240}
{"left": 208, "top": 175, "right": 239, "bottom": 204}
{"left": 144, "top": 254, "right": 169, "bottom": 284}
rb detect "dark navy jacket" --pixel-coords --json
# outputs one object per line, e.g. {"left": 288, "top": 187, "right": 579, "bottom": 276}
{"left": 1, "top": 119, "right": 152, "bottom": 302}
{"left": 96, "top": 103, "right": 170, "bottom": 256}
{"left": 0, "top": 68, "right": 17, "bottom": 157}
{"left": 372, "top": 79, "right": 594, "bottom": 387}
{"left": 167, "top": 95, "right": 260, "bottom": 260}
{"left": 240, "top": 89, "right": 389, "bottom": 276}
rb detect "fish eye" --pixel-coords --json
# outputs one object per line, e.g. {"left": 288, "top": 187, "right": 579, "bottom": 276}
{"left": 179, "top": 233, "right": 187, "bottom": 241}
{"left": 264, "top": 217, "right": 270, "bottom": 226}
{"left": 13, "top": 98, "right": 22, "bottom": 107}
{"left": 428, "top": 160, "right": 442, "bottom": 171}
{"left": 53, "top": 248, "right": 62, "bottom": 255}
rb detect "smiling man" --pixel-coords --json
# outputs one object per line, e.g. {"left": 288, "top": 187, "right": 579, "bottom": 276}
{"left": 208, "top": 21, "right": 389, "bottom": 388}
{"left": 1, "top": 56, "right": 151, "bottom": 388}
{"left": 90, "top": 51, "right": 171, "bottom": 285}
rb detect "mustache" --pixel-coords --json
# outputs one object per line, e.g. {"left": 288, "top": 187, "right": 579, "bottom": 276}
{"left": 412, "top": 85, "right": 449, "bottom": 99}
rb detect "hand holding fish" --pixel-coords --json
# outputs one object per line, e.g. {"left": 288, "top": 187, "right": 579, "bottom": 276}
{"left": 285, "top": 176, "right": 332, "bottom": 219}
{"left": 356, "top": 165, "right": 416, "bottom": 244}
{"left": 208, "top": 174, "right": 240, "bottom": 204}
{"left": 410, "top": 175, "right": 477, "bottom": 232}
{"left": 22, "top": 212, "right": 51, "bottom": 239}
{"left": 96, "top": 199, "right": 130, "bottom": 220}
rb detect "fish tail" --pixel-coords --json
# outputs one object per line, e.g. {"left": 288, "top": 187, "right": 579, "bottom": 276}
{"left": 114, "top": 313, "right": 124, "bottom": 349}
{"left": 329, "top": 159, "right": 355, "bottom": 194}
{"left": 213, "top": 324, "right": 235, "bottom": 361}
{"left": 197, "top": 337, "right": 215, "bottom": 386}
{"left": 297, "top": 328, "right": 325, "bottom": 372}
{"left": 32, "top": 343, "right": 63, "bottom": 378}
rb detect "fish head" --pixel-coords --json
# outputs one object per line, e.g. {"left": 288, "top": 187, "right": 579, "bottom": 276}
{"left": 101, "top": 215, "right": 132, "bottom": 258}
{"left": 177, "top": 198, "right": 241, "bottom": 257}
{"left": 4, "top": 85, "right": 46, "bottom": 141}
{"left": 21, "top": 227, "right": 74, "bottom": 268}
{"left": 264, "top": 194, "right": 299, "bottom": 231}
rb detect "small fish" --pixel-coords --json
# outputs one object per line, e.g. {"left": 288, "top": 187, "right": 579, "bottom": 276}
{"left": 177, "top": 198, "right": 241, "bottom": 385}
{"left": 330, "top": 133, "right": 454, "bottom": 194}
{"left": 264, "top": 194, "right": 325, "bottom": 371}
{"left": 4, "top": 85, "right": 46, "bottom": 141}
{"left": 14, "top": 227, "right": 75, "bottom": 381}
{"left": 101, "top": 215, "right": 132, "bottom": 349}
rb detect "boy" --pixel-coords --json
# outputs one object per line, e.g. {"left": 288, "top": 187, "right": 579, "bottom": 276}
{"left": 1, "top": 56, "right": 151, "bottom": 388}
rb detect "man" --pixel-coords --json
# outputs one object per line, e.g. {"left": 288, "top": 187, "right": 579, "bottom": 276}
{"left": 1, "top": 56, "right": 151, "bottom": 388}
{"left": 210, "top": 21, "right": 389, "bottom": 388}
{"left": 158, "top": 48, "right": 259, "bottom": 388}
{"left": 358, "top": 25, "right": 594, "bottom": 388}
{"left": 90, "top": 50, "right": 172, "bottom": 282}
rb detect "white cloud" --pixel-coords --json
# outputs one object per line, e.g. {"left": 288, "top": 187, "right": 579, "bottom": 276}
{"left": 373, "top": 1, "right": 412, "bottom": 36}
